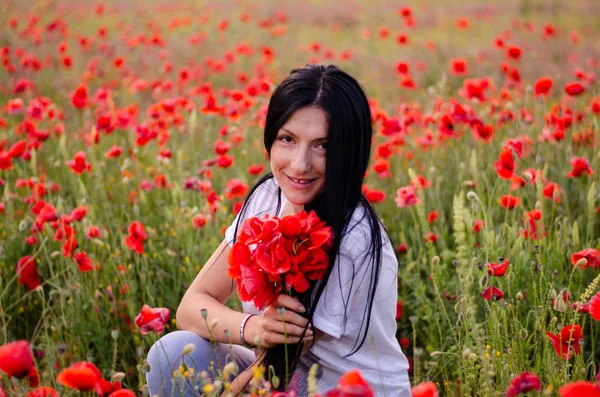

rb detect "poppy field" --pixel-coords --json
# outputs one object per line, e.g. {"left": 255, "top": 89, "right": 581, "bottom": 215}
{"left": 2, "top": 0, "right": 600, "bottom": 395}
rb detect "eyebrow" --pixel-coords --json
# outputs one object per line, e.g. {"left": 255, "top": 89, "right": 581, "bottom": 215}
{"left": 281, "top": 128, "right": 327, "bottom": 142}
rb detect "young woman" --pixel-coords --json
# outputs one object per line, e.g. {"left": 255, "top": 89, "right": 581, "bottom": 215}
{"left": 146, "top": 64, "right": 412, "bottom": 396}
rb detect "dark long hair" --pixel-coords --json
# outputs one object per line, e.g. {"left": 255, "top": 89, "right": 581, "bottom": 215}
{"left": 232, "top": 64, "right": 386, "bottom": 390}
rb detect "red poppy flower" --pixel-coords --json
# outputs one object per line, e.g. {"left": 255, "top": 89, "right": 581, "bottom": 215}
{"left": 108, "top": 390, "right": 136, "bottom": 397}
{"left": 70, "top": 83, "right": 89, "bottom": 109}
{"left": 450, "top": 58, "right": 468, "bottom": 75}
{"left": 125, "top": 221, "right": 147, "bottom": 254}
{"left": 506, "top": 372, "right": 541, "bottom": 397}
{"left": 510, "top": 175, "right": 526, "bottom": 191}
{"left": 67, "top": 151, "right": 92, "bottom": 175}
{"left": 86, "top": 226, "right": 101, "bottom": 239}
{"left": 567, "top": 156, "right": 593, "bottom": 178}
{"left": 74, "top": 251, "right": 95, "bottom": 272}
{"left": 224, "top": 178, "right": 249, "bottom": 200}
{"left": 105, "top": 146, "right": 123, "bottom": 159}
{"left": 192, "top": 213, "right": 207, "bottom": 229}
{"left": 0, "top": 151, "right": 13, "bottom": 170}
{"left": 482, "top": 286, "right": 504, "bottom": 301}
{"left": 396, "top": 34, "right": 408, "bottom": 45}
{"left": 588, "top": 292, "right": 600, "bottom": 321}
{"left": 499, "top": 195, "right": 521, "bottom": 209}
{"left": 559, "top": 381, "right": 600, "bottom": 397}
{"left": 397, "top": 243, "right": 407, "bottom": 254}
{"left": 534, "top": 77, "right": 553, "bottom": 97}
{"left": 543, "top": 182, "right": 561, "bottom": 203}
{"left": 17, "top": 255, "right": 40, "bottom": 290}
{"left": 237, "top": 257, "right": 280, "bottom": 309}
{"left": 472, "top": 123, "right": 494, "bottom": 142}
{"left": 473, "top": 219, "right": 485, "bottom": 233}
{"left": 506, "top": 45, "right": 522, "bottom": 60}
{"left": 372, "top": 159, "right": 391, "bottom": 178}
{"left": 57, "top": 361, "right": 110, "bottom": 394}
{"left": 214, "top": 139, "right": 231, "bottom": 155}
{"left": 395, "top": 61, "right": 409, "bottom": 75}
{"left": 564, "top": 82, "right": 585, "bottom": 96}
{"left": 135, "top": 304, "right": 170, "bottom": 335}
{"left": 363, "top": 186, "right": 385, "bottom": 203}
{"left": 494, "top": 148, "right": 515, "bottom": 179}
{"left": 9, "top": 139, "right": 27, "bottom": 158}
{"left": 71, "top": 206, "right": 87, "bottom": 221}
{"left": 411, "top": 174, "right": 431, "bottom": 190}
{"left": 522, "top": 209, "right": 545, "bottom": 240}
{"left": 545, "top": 324, "right": 582, "bottom": 360}
{"left": 26, "top": 386, "right": 59, "bottom": 397}
{"left": 0, "top": 340, "right": 35, "bottom": 378}
{"left": 427, "top": 211, "right": 438, "bottom": 224}
{"left": 571, "top": 248, "right": 599, "bottom": 269}
{"left": 411, "top": 381, "right": 438, "bottom": 397}
{"left": 396, "top": 300, "right": 403, "bottom": 320}
{"left": 487, "top": 259, "right": 509, "bottom": 276}
{"left": 248, "top": 164, "right": 264, "bottom": 175}
{"left": 334, "top": 369, "right": 374, "bottom": 397}
{"left": 217, "top": 153, "right": 234, "bottom": 168}
{"left": 62, "top": 236, "right": 79, "bottom": 258}
{"left": 456, "top": 17, "right": 470, "bottom": 29}
{"left": 395, "top": 186, "right": 420, "bottom": 208}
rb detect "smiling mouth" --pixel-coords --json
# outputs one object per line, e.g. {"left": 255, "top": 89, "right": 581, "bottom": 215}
{"left": 287, "top": 175, "right": 316, "bottom": 185}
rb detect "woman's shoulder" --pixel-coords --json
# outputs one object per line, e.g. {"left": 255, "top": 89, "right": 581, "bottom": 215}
{"left": 245, "top": 176, "right": 282, "bottom": 214}
{"left": 338, "top": 204, "right": 397, "bottom": 267}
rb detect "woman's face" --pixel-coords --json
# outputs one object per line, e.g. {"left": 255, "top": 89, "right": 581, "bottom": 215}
{"left": 270, "top": 106, "right": 328, "bottom": 213}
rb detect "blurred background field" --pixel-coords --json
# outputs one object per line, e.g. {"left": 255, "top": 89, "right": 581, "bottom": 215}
{"left": 1, "top": 0, "right": 600, "bottom": 395}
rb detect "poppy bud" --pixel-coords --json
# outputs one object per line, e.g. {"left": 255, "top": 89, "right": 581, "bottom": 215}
{"left": 431, "top": 351, "right": 442, "bottom": 358}
{"left": 516, "top": 291, "right": 524, "bottom": 301}
{"left": 553, "top": 297, "right": 567, "bottom": 312}
{"left": 111, "top": 372, "right": 126, "bottom": 382}
{"left": 200, "top": 308, "right": 208, "bottom": 319}
{"left": 182, "top": 343, "right": 196, "bottom": 355}
{"left": 224, "top": 362, "right": 238, "bottom": 378}
{"left": 467, "top": 191, "right": 477, "bottom": 200}
{"left": 432, "top": 256, "right": 440, "bottom": 265}
{"left": 519, "top": 329, "right": 528, "bottom": 339}
{"left": 575, "top": 258, "right": 588, "bottom": 268}
{"left": 462, "top": 348, "right": 472, "bottom": 360}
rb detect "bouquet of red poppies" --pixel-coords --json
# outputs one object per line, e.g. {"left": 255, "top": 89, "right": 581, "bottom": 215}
{"left": 227, "top": 210, "right": 334, "bottom": 310}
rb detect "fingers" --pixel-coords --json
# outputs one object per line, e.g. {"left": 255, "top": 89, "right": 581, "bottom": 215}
{"left": 275, "top": 294, "right": 306, "bottom": 313}
{"left": 264, "top": 305, "right": 310, "bottom": 329}
{"left": 263, "top": 318, "right": 313, "bottom": 338}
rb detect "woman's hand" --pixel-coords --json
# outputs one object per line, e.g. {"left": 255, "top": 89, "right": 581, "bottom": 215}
{"left": 245, "top": 294, "right": 313, "bottom": 348}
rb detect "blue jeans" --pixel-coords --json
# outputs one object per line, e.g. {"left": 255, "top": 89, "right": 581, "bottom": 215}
{"left": 146, "top": 330, "right": 256, "bottom": 397}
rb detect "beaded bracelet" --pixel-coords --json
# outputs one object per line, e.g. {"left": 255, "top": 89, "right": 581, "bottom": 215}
{"left": 240, "top": 313, "right": 256, "bottom": 349}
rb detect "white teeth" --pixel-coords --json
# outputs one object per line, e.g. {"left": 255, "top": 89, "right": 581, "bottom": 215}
{"left": 289, "top": 177, "right": 314, "bottom": 184}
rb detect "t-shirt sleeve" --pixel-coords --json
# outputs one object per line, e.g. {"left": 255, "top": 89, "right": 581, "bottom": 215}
{"left": 311, "top": 214, "right": 378, "bottom": 339}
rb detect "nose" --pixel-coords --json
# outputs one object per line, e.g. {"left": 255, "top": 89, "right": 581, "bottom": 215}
{"left": 289, "top": 146, "right": 312, "bottom": 174}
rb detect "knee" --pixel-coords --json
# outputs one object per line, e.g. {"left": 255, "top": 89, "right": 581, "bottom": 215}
{"left": 146, "top": 330, "right": 211, "bottom": 396}
{"left": 147, "top": 330, "right": 210, "bottom": 370}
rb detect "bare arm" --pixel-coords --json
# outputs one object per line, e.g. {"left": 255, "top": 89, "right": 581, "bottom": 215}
{"left": 176, "top": 239, "right": 314, "bottom": 347}
{"left": 176, "top": 238, "right": 249, "bottom": 345}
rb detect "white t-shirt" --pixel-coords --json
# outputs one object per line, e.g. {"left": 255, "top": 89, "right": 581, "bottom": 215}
{"left": 225, "top": 177, "right": 412, "bottom": 397}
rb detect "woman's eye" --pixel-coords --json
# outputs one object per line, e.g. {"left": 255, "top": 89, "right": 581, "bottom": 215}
{"left": 318, "top": 142, "right": 327, "bottom": 150}
{"left": 280, "top": 136, "right": 293, "bottom": 143}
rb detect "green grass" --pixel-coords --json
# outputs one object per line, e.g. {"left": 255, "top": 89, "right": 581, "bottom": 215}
{"left": 0, "top": 0, "right": 600, "bottom": 395}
